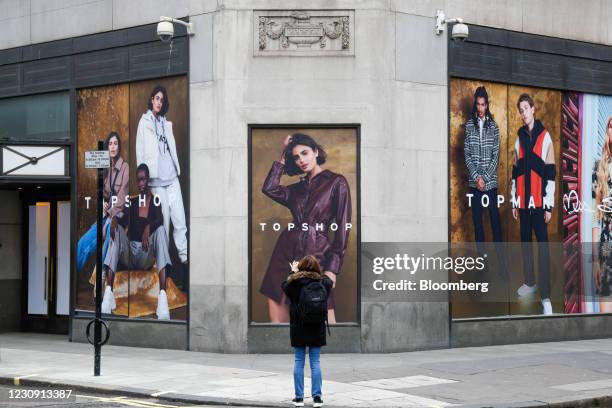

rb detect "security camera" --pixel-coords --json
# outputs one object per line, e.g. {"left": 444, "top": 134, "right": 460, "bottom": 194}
{"left": 157, "top": 16, "right": 195, "bottom": 43}
{"left": 157, "top": 20, "right": 174, "bottom": 43}
{"left": 435, "top": 10, "right": 468, "bottom": 41}
{"left": 451, "top": 22, "right": 469, "bottom": 41}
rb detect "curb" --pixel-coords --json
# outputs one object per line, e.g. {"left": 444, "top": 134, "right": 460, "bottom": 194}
{"left": 0, "top": 375, "right": 285, "bottom": 407}
{"left": 449, "top": 395, "right": 612, "bottom": 408}
{"left": 2, "top": 375, "right": 611, "bottom": 408}
{"left": 548, "top": 396, "right": 612, "bottom": 408}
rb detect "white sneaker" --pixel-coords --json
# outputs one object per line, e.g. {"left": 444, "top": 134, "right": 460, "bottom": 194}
{"left": 101, "top": 285, "right": 115, "bottom": 314}
{"left": 542, "top": 298, "right": 553, "bottom": 315}
{"left": 156, "top": 289, "right": 170, "bottom": 320}
{"left": 517, "top": 283, "right": 537, "bottom": 298}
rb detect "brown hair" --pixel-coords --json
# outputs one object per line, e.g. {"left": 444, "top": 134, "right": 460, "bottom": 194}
{"left": 297, "top": 255, "right": 322, "bottom": 274}
{"left": 517, "top": 93, "right": 534, "bottom": 109}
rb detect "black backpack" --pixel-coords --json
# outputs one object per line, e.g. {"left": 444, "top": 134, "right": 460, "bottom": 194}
{"left": 298, "top": 280, "right": 329, "bottom": 328}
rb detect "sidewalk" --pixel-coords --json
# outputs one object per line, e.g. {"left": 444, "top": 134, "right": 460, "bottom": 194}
{"left": 2, "top": 333, "right": 612, "bottom": 407}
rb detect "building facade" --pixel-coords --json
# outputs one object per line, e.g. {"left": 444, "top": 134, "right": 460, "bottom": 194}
{"left": 1, "top": 0, "right": 612, "bottom": 353}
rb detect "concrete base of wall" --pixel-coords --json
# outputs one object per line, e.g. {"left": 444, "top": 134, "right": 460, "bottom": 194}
{"left": 247, "top": 325, "right": 361, "bottom": 353}
{"left": 361, "top": 302, "right": 450, "bottom": 353}
{"left": 0, "top": 279, "right": 21, "bottom": 333}
{"left": 452, "top": 314, "right": 612, "bottom": 348}
{"left": 69, "top": 314, "right": 612, "bottom": 352}
{"left": 71, "top": 317, "right": 188, "bottom": 350}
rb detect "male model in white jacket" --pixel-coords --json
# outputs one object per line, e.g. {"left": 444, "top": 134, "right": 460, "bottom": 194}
{"left": 136, "top": 85, "right": 188, "bottom": 265}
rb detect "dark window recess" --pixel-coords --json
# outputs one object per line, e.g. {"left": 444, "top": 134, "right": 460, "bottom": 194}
{"left": 0, "top": 92, "right": 70, "bottom": 142}
{"left": 449, "top": 25, "right": 612, "bottom": 96}
{"left": 0, "top": 21, "right": 189, "bottom": 99}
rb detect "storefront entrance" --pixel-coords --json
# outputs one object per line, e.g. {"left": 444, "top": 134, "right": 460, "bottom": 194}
{"left": 21, "top": 186, "right": 70, "bottom": 334}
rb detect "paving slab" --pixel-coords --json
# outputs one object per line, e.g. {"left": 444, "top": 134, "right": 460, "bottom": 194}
{"left": 1, "top": 333, "right": 612, "bottom": 407}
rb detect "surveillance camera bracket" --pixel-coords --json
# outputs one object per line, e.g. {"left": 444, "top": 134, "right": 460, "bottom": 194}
{"left": 435, "top": 10, "right": 464, "bottom": 35}
{"left": 159, "top": 16, "right": 195, "bottom": 36}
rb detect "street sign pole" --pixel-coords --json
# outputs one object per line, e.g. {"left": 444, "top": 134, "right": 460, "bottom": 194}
{"left": 84, "top": 142, "right": 111, "bottom": 377}
{"left": 94, "top": 140, "right": 104, "bottom": 376}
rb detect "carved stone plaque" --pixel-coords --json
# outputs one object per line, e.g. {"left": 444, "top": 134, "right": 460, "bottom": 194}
{"left": 254, "top": 10, "right": 354, "bottom": 57}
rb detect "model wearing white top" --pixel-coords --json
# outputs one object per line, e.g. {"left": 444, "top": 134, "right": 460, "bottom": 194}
{"left": 136, "top": 86, "right": 188, "bottom": 265}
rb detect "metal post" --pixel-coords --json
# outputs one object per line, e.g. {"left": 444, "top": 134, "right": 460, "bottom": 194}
{"left": 94, "top": 140, "right": 103, "bottom": 376}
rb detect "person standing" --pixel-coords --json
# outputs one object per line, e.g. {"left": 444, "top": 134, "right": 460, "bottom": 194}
{"left": 282, "top": 255, "right": 332, "bottom": 408}
{"left": 136, "top": 85, "right": 188, "bottom": 265}
{"left": 464, "top": 86, "right": 507, "bottom": 280}
{"left": 511, "top": 93, "right": 556, "bottom": 315}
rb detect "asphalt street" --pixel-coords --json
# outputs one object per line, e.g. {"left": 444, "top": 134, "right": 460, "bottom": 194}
{"left": 0, "top": 383, "right": 234, "bottom": 408}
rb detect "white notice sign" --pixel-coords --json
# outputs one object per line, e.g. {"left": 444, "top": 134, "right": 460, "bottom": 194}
{"left": 84, "top": 150, "right": 110, "bottom": 169}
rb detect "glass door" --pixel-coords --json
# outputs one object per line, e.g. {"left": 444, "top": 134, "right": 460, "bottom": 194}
{"left": 56, "top": 201, "right": 70, "bottom": 316}
{"left": 24, "top": 197, "right": 70, "bottom": 333}
{"left": 27, "top": 202, "right": 50, "bottom": 315}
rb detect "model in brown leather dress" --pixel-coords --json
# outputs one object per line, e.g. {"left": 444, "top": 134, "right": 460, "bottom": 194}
{"left": 260, "top": 133, "right": 352, "bottom": 323}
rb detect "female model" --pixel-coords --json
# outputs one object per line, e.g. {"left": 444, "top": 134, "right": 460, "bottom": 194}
{"left": 99, "top": 131, "right": 129, "bottom": 313}
{"left": 592, "top": 116, "right": 612, "bottom": 312}
{"left": 136, "top": 85, "right": 188, "bottom": 264}
{"left": 261, "top": 133, "right": 352, "bottom": 323}
{"left": 74, "top": 131, "right": 128, "bottom": 312}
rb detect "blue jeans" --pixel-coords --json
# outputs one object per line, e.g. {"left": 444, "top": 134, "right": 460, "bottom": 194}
{"left": 293, "top": 346, "right": 322, "bottom": 398}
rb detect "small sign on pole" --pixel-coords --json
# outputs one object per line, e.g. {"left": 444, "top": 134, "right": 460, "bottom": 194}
{"left": 84, "top": 150, "right": 110, "bottom": 169}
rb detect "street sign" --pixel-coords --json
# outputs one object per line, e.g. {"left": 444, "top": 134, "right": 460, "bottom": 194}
{"left": 84, "top": 150, "right": 110, "bottom": 169}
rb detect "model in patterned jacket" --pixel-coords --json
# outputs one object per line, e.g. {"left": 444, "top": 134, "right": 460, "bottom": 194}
{"left": 464, "top": 86, "right": 507, "bottom": 281}
{"left": 511, "top": 93, "right": 556, "bottom": 315}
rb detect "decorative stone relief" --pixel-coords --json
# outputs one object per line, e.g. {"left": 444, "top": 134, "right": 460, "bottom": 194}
{"left": 253, "top": 10, "right": 354, "bottom": 56}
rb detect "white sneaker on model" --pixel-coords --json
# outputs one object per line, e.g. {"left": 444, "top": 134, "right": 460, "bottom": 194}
{"left": 101, "top": 285, "right": 115, "bottom": 314}
{"left": 156, "top": 289, "right": 170, "bottom": 320}
{"left": 517, "top": 283, "right": 537, "bottom": 298}
{"left": 542, "top": 298, "right": 553, "bottom": 315}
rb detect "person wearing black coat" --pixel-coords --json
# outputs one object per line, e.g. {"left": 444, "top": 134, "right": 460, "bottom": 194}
{"left": 282, "top": 255, "right": 333, "bottom": 408}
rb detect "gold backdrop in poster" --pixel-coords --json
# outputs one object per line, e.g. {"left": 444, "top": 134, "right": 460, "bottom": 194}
{"left": 75, "top": 77, "right": 189, "bottom": 320}
{"left": 450, "top": 80, "right": 508, "bottom": 243}
{"left": 76, "top": 84, "right": 129, "bottom": 313}
{"left": 449, "top": 79, "right": 509, "bottom": 318}
{"left": 76, "top": 85, "right": 129, "bottom": 245}
{"left": 250, "top": 128, "right": 359, "bottom": 323}
{"left": 449, "top": 78, "right": 563, "bottom": 318}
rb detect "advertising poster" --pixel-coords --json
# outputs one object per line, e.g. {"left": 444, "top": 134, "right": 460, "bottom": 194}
{"left": 250, "top": 127, "right": 359, "bottom": 324}
{"left": 573, "top": 93, "right": 612, "bottom": 313}
{"left": 75, "top": 76, "right": 189, "bottom": 321}
{"left": 450, "top": 78, "right": 564, "bottom": 318}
